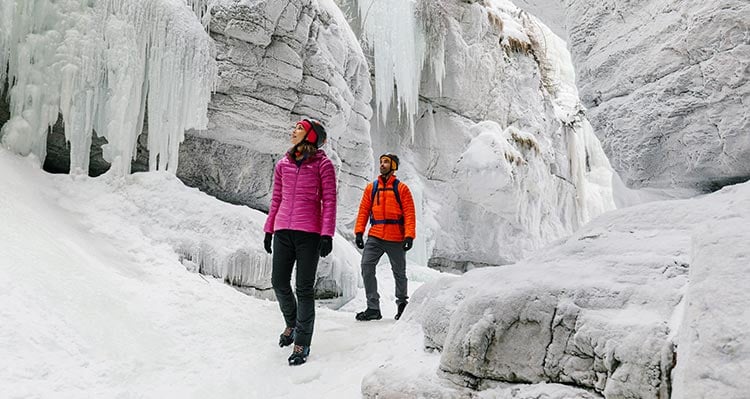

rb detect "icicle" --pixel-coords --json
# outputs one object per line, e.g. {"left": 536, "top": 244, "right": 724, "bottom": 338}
{"left": 415, "top": 0, "right": 447, "bottom": 94}
{"left": 0, "top": 0, "right": 14, "bottom": 97}
{"left": 481, "top": 0, "right": 616, "bottom": 225}
{"left": 358, "top": 0, "right": 425, "bottom": 140}
{"left": 0, "top": 0, "right": 217, "bottom": 175}
{"left": 184, "top": 0, "right": 215, "bottom": 29}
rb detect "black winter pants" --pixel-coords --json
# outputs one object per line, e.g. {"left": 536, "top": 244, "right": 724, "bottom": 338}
{"left": 271, "top": 229, "right": 321, "bottom": 347}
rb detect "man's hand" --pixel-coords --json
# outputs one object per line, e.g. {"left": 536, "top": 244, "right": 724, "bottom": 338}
{"left": 402, "top": 237, "right": 413, "bottom": 252}
{"left": 319, "top": 235, "right": 333, "bottom": 257}
{"left": 264, "top": 233, "right": 273, "bottom": 254}
{"left": 355, "top": 233, "right": 364, "bottom": 249}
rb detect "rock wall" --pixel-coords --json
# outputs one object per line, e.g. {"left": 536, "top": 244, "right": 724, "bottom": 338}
{"left": 367, "top": 0, "right": 615, "bottom": 270}
{"left": 168, "top": 0, "right": 373, "bottom": 298}
{"left": 178, "top": 0, "right": 373, "bottom": 230}
{"left": 564, "top": 0, "right": 750, "bottom": 191}
{"left": 499, "top": 0, "right": 749, "bottom": 191}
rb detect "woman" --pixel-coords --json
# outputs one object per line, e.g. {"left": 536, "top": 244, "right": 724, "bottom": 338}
{"left": 263, "top": 119, "right": 336, "bottom": 366}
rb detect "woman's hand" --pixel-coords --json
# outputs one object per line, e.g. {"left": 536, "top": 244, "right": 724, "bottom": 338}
{"left": 264, "top": 233, "right": 273, "bottom": 254}
{"left": 319, "top": 236, "right": 333, "bottom": 257}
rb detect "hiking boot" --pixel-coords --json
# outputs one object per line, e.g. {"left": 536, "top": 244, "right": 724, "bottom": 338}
{"left": 355, "top": 308, "right": 382, "bottom": 321}
{"left": 288, "top": 345, "right": 310, "bottom": 366}
{"left": 278, "top": 327, "right": 295, "bottom": 347}
{"left": 395, "top": 302, "right": 407, "bottom": 320}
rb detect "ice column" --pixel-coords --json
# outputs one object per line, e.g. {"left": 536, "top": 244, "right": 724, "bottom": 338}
{"left": 358, "top": 0, "right": 425, "bottom": 137}
{"left": 0, "top": 0, "right": 217, "bottom": 175}
{"left": 519, "top": 2, "right": 617, "bottom": 223}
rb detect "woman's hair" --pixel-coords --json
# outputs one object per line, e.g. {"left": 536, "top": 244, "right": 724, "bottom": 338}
{"left": 291, "top": 141, "right": 318, "bottom": 159}
{"left": 288, "top": 119, "right": 326, "bottom": 160}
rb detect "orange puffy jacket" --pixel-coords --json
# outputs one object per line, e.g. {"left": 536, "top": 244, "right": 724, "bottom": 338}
{"left": 355, "top": 174, "right": 416, "bottom": 242}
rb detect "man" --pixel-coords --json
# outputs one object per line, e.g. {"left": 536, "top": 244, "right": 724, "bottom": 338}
{"left": 354, "top": 153, "right": 416, "bottom": 321}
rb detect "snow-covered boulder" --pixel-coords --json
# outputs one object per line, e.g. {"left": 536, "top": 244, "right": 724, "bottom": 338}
{"left": 388, "top": 182, "right": 750, "bottom": 398}
{"left": 363, "top": 371, "right": 602, "bottom": 399}
{"left": 44, "top": 162, "right": 361, "bottom": 306}
{"left": 671, "top": 196, "right": 750, "bottom": 399}
{"left": 360, "top": 0, "right": 616, "bottom": 271}
{"left": 564, "top": 0, "right": 750, "bottom": 191}
{"left": 177, "top": 0, "right": 374, "bottom": 231}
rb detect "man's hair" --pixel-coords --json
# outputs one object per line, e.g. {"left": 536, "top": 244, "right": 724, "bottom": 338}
{"left": 380, "top": 153, "right": 399, "bottom": 170}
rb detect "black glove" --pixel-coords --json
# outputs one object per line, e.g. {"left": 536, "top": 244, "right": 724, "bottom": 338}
{"left": 355, "top": 233, "right": 364, "bottom": 249}
{"left": 319, "top": 235, "right": 333, "bottom": 257}
{"left": 264, "top": 233, "right": 273, "bottom": 254}
{"left": 403, "top": 237, "right": 413, "bottom": 252}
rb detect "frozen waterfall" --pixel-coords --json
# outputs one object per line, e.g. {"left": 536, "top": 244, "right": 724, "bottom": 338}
{"left": 357, "top": 0, "right": 427, "bottom": 137}
{"left": 0, "top": 0, "right": 217, "bottom": 175}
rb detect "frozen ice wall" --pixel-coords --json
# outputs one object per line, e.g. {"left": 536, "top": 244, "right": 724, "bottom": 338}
{"left": 361, "top": 0, "right": 617, "bottom": 268}
{"left": 519, "top": 6, "right": 616, "bottom": 224}
{"left": 0, "top": 0, "right": 217, "bottom": 175}
{"left": 358, "top": 0, "right": 425, "bottom": 136}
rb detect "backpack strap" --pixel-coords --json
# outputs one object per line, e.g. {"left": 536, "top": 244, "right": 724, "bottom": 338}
{"left": 369, "top": 179, "right": 402, "bottom": 207}
{"left": 370, "top": 179, "right": 379, "bottom": 204}
{"left": 392, "top": 179, "right": 401, "bottom": 208}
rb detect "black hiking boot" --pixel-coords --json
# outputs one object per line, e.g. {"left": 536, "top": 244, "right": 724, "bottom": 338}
{"left": 278, "top": 327, "right": 295, "bottom": 347}
{"left": 395, "top": 302, "right": 407, "bottom": 320}
{"left": 355, "top": 308, "right": 382, "bottom": 321}
{"left": 288, "top": 344, "right": 310, "bottom": 366}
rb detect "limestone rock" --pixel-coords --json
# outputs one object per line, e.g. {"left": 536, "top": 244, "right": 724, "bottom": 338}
{"left": 179, "top": 0, "right": 373, "bottom": 229}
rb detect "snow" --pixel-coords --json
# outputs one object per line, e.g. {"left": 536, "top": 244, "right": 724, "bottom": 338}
{"left": 0, "top": 0, "right": 216, "bottom": 174}
{"left": 484, "top": 0, "right": 617, "bottom": 223}
{"left": 317, "top": 0, "right": 363, "bottom": 60}
{"left": 2, "top": 130, "right": 749, "bottom": 397}
{"left": 511, "top": 3, "right": 618, "bottom": 222}
{"left": 485, "top": 0, "right": 532, "bottom": 45}
{"left": 0, "top": 148, "right": 444, "bottom": 397}
{"left": 396, "top": 178, "right": 750, "bottom": 398}
{"left": 671, "top": 194, "right": 750, "bottom": 398}
{"left": 1, "top": 1, "right": 748, "bottom": 397}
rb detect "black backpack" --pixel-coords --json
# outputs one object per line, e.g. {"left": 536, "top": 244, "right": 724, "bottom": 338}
{"left": 369, "top": 178, "right": 403, "bottom": 225}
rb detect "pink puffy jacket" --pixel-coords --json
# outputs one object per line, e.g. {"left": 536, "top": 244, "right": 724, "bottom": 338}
{"left": 263, "top": 150, "right": 337, "bottom": 237}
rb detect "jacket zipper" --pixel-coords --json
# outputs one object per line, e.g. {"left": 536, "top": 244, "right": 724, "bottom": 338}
{"left": 379, "top": 175, "right": 387, "bottom": 223}
{"left": 287, "top": 161, "right": 301, "bottom": 230}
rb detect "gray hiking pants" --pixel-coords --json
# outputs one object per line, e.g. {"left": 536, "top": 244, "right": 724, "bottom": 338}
{"left": 361, "top": 236, "right": 408, "bottom": 310}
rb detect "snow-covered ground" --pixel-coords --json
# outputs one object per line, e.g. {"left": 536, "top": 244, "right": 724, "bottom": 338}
{"left": 374, "top": 170, "right": 750, "bottom": 398}
{"left": 2, "top": 144, "right": 749, "bottom": 398}
{"left": 0, "top": 149, "right": 443, "bottom": 398}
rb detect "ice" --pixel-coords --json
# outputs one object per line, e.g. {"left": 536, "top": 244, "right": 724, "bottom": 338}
{"left": 185, "top": 0, "right": 215, "bottom": 27}
{"left": 0, "top": 0, "right": 216, "bottom": 175}
{"left": 358, "top": 0, "right": 426, "bottom": 137}
{"left": 415, "top": 0, "right": 447, "bottom": 93}
{"left": 513, "top": 2, "right": 617, "bottom": 222}
{"left": 485, "top": 0, "right": 533, "bottom": 46}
